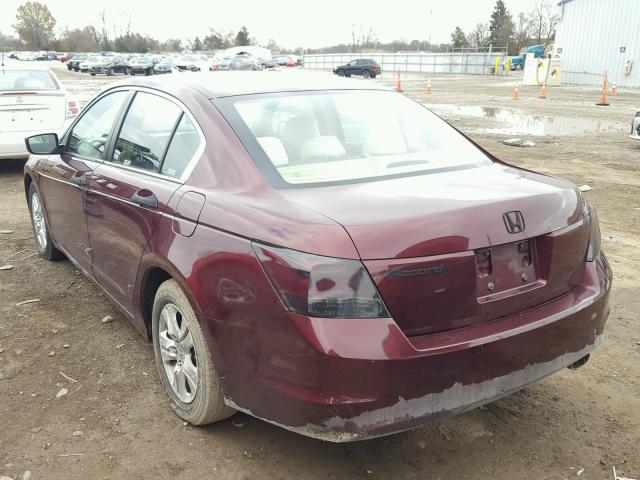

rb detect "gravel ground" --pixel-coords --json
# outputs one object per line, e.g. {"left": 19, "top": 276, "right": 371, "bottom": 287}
{"left": 0, "top": 61, "right": 639, "bottom": 480}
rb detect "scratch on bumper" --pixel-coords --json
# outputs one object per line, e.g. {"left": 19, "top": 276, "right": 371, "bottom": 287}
{"left": 225, "top": 334, "right": 604, "bottom": 442}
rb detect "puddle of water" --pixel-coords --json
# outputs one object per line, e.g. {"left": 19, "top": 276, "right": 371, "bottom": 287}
{"left": 424, "top": 103, "right": 620, "bottom": 137}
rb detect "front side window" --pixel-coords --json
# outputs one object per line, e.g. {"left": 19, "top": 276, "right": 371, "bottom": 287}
{"left": 67, "top": 91, "right": 128, "bottom": 160}
{"left": 229, "top": 90, "right": 491, "bottom": 187}
{"left": 112, "top": 92, "right": 182, "bottom": 172}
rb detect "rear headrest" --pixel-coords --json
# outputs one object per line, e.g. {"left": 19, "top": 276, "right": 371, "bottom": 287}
{"left": 257, "top": 137, "right": 289, "bottom": 166}
{"left": 362, "top": 132, "right": 407, "bottom": 156}
{"left": 299, "top": 136, "right": 346, "bottom": 162}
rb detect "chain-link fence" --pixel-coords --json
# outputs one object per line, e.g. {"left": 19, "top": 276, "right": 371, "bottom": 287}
{"left": 302, "top": 52, "right": 508, "bottom": 75}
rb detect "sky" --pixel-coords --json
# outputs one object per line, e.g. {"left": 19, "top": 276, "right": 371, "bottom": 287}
{"left": 1, "top": 0, "right": 538, "bottom": 48}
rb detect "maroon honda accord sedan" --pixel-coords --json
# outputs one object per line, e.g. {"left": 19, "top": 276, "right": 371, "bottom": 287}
{"left": 23, "top": 72, "right": 611, "bottom": 441}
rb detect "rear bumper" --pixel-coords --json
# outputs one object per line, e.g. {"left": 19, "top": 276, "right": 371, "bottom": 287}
{"left": 212, "top": 254, "right": 612, "bottom": 442}
{"left": 0, "top": 122, "right": 71, "bottom": 160}
{"left": 0, "top": 132, "right": 31, "bottom": 159}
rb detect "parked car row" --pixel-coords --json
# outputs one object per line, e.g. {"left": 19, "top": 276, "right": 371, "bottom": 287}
{"left": 7, "top": 51, "right": 59, "bottom": 61}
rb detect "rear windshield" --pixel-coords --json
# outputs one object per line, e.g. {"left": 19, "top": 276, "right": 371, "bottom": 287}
{"left": 0, "top": 69, "right": 59, "bottom": 91}
{"left": 224, "top": 90, "right": 491, "bottom": 187}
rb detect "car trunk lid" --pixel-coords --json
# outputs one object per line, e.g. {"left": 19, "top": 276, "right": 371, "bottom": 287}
{"left": 0, "top": 91, "right": 66, "bottom": 133}
{"left": 281, "top": 164, "right": 589, "bottom": 335}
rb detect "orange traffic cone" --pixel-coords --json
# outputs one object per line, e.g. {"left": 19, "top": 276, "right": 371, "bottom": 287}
{"left": 426, "top": 81, "right": 432, "bottom": 94}
{"left": 597, "top": 72, "right": 609, "bottom": 106}
{"left": 395, "top": 69, "right": 403, "bottom": 92}
{"left": 538, "top": 82, "right": 547, "bottom": 99}
{"left": 611, "top": 83, "right": 617, "bottom": 96}
{"left": 512, "top": 87, "right": 520, "bottom": 100}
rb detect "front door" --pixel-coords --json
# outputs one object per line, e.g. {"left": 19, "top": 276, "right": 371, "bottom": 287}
{"left": 38, "top": 90, "right": 129, "bottom": 275}
{"left": 86, "top": 91, "right": 186, "bottom": 315}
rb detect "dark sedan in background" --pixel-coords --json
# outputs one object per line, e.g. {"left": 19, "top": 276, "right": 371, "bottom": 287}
{"left": 128, "top": 56, "right": 159, "bottom": 76}
{"left": 67, "top": 53, "right": 88, "bottom": 71}
{"left": 153, "top": 57, "right": 177, "bottom": 74}
{"left": 88, "top": 55, "right": 129, "bottom": 76}
{"left": 23, "top": 73, "right": 611, "bottom": 442}
{"left": 334, "top": 58, "right": 381, "bottom": 78}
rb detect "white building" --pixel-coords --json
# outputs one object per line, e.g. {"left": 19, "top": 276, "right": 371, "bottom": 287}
{"left": 554, "top": 0, "right": 640, "bottom": 87}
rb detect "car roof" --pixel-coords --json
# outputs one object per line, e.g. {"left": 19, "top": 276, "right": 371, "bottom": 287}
{"left": 116, "top": 71, "right": 391, "bottom": 99}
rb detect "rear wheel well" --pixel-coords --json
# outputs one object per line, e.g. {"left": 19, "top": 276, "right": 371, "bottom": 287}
{"left": 142, "top": 267, "right": 172, "bottom": 340}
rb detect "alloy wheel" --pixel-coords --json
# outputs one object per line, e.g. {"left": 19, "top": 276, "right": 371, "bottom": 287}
{"left": 158, "top": 303, "right": 199, "bottom": 404}
{"left": 30, "top": 192, "right": 47, "bottom": 250}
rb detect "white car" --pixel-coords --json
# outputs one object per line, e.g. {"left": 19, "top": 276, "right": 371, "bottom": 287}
{"left": 631, "top": 111, "right": 640, "bottom": 140}
{"left": 17, "top": 52, "right": 37, "bottom": 61}
{"left": 0, "top": 66, "right": 78, "bottom": 159}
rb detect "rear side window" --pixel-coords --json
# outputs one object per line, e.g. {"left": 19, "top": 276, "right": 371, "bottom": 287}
{"left": 67, "top": 91, "right": 128, "bottom": 160}
{"left": 161, "top": 115, "right": 201, "bottom": 178}
{"left": 112, "top": 92, "right": 182, "bottom": 172}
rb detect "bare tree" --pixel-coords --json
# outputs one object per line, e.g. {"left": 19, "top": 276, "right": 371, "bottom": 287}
{"left": 468, "top": 23, "right": 489, "bottom": 49}
{"left": 543, "top": 1, "right": 559, "bottom": 40}
{"left": 512, "top": 12, "right": 532, "bottom": 53}
{"left": 350, "top": 24, "right": 377, "bottom": 52}
{"left": 97, "top": 10, "right": 110, "bottom": 50}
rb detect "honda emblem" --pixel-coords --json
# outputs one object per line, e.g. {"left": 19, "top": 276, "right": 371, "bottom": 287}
{"left": 503, "top": 211, "right": 525, "bottom": 234}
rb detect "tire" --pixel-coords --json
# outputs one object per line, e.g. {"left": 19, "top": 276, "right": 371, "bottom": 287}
{"left": 107, "top": 67, "right": 114, "bottom": 76}
{"left": 130, "top": 72, "right": 135, "bottom": 76}
{"left": 336, "top": 69, "right": 344, "bottom": 77}
{"left": 90, "top": 73, "right": 96, "bottom": 76}
{"left": 28, "top": 184, "right": 64, "bottom": 261}
{"left": 146, "top": 68, "right": 152, "bottom": 76}
{"left": 345, "top": 73, "right": 351, "bottom": 77}
{"left": 363, "top": 70, "right": 371, "bottom": 78}
{"left": 516, "top": 64, "right": 523, "bottom": 71}
{"left": 371, "top": 74, "right": 377, "bottom": 79}
{"left": 152, "top": 279, "right": 236, "bottom": 425}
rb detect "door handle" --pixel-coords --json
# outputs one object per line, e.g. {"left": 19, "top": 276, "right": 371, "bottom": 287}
{"left": 70, "top": 173, "right": 87, "bottom": 186}
{"left": 131, "top": 189, "right": 158, "bottom": 209}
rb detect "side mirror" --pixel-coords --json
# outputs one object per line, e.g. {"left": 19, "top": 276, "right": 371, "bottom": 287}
{"left": 25, "top": 133, "right": 60, "bottom": 155}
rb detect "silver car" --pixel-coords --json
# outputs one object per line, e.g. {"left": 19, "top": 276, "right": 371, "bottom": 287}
{"left": 229, "top": 55, "right": 262, "bottom": 71}
{"left": 631, "top": 111, "right": 640, "bottom": 140}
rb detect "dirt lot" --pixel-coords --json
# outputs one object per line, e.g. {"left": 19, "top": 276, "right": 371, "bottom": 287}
{"left": 1, "top": 63, "right": 639, "bottom": 480}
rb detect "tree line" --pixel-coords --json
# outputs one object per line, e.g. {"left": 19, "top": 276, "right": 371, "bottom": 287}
{"left": 1, "top": 1, "right": 257, "bottom": 53}
{"left": 451, "top": 0, "right": 558, "bottom": 54}
{"left": 1, "top": 0, "right": 558, "bottom": 55}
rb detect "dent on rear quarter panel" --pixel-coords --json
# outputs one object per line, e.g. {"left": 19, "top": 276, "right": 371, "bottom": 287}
{"left": 140, "top": 209, "right": 286, "bottom": 374}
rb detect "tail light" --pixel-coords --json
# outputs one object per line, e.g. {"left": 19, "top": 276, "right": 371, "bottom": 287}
{"left": 252, "top": 242, "right": 389, "bottom": 318}
{"left": 586, "top": 205, "right": 601, "bottom": 262}
{"left": 66, "top": 99, "right": 79, "bottom": 119}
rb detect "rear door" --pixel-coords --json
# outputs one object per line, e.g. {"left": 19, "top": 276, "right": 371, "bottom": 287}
{"left": 86, "top": 90, "right": 201, "bottom": 315}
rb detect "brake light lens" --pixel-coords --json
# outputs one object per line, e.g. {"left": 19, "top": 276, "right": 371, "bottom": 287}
{"left": 252, "top": 242, "right": 389, "bottom": 318}
{"left": 66, "top": 99, "right": 79, "bottom": 119}
{"left": 586, "top": 205, "right": 601, "bottom": 262}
